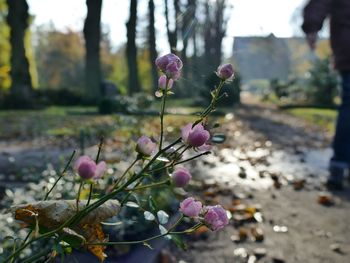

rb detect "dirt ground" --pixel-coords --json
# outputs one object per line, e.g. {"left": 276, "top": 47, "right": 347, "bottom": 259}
{"left": 170, "top": 99, "right": 350, "bottom": 263}
{"left": 1, "top": 99, "right": 349, "bottom": 263}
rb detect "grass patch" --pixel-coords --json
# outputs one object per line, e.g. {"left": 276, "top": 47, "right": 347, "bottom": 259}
{"left": 0, "top": 105, "right": 229, "bottom": 141}
{"left": 285, "top": 108, "right": 337, "bottom": 132}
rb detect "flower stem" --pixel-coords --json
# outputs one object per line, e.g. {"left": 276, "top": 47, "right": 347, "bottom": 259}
{"left": 113, "top": 157, "right": 140, "bottom": 189}
{"left": 87, "top": 221, "right": 199, "bottom": 247}
{"left": 76, "top": 181, "right": 83, "bottom": 212}
{"left": 174, "top": 151, "right": 211, "bottom": 166}
{"left": 44, "top": 150, "right": 76, "bottom": 201}
{"left": 87, "top": 137, "right": 104, "bottom": 206}
{"left": 4, "top": 139, "right": 182, "bottom": 262}
{"left": 125, "top": 179, "right": 170, "bottom": 191}
{"left": 159, "top": 79, "right": 169, "bottom": 151}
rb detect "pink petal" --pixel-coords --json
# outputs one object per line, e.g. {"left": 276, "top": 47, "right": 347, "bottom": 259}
{"left": 94, "top": 161, "right": 107, "bottom": 179}
{"left": 74, "top": 155, "right": 93, "bottom": 170}
{"left": 181, "top": 123, "right": 192, "bottom": 142}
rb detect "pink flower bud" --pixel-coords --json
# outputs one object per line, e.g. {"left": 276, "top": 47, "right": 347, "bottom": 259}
{"left": 74, "top": 156, "right": 106, "bottom": 180}
{"left": 204, "top": 205, "right": 229, "bottom": 231}
{"left": 155, "top": 53, "right": 183, "bottom": 80}
{"left": 136, "top": 135, "right": 157, "bottom": 156}
{"left": 216, "top": 63, "right": 234, "bottom": 81}
{"left": 165, "top": 61, "right": 181, "bottom": 80}
{"left": 179, "top": 197, "right": 202, "bottom": 218}
{"left": 158, "top": 75, "right": 174, "bottom": 90}
{"left": 172, "top": 167, "right": 192, "bottom": 187}
{"left": 181, "top": 123, "right": 210, "bottom": 148}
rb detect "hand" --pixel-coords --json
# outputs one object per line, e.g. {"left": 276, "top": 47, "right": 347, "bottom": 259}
{"left": 306, "top": 32, "right": 318, "bottom": 50}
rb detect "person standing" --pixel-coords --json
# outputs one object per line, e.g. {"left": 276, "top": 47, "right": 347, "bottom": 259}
{"left": 302, "top": 0, "right": 350, "bottom": 189}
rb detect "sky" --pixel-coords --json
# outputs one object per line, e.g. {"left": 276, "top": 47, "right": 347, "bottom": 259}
{"left": 28, "top": 0, "right": 309, "bottom": 56}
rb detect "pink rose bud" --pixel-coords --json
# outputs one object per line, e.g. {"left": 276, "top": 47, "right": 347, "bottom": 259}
{"left": 74, "top": 156, "right": 106, "bottom": 180}
{"left": 172, "top": 167, "right": 192, "bottom": 187}
{"left": 179, "top": 197, "right": 202, "bottom": 218}
{"left": 155, "top": 53, "right": 183, "bottom": 80}
{"left": 158, "top": 75, "right": 174, "bottom": 90}
{"left": 165, "top": 61, "right": 181, "bottom": 80}
{"left": 181, "top": 123, "right": 210, "bottom": 148}
{"left": 204, "top": 205, "right": 229, "bottom": 231}
{"left": 136, "top": 135, "right": 157, "bottom": 156}
{"left": 216, "top": 63, "right": 234, "bottom": 81}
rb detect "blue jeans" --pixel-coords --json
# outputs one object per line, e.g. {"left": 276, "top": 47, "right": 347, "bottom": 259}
{"left": 331, "top": 72, "right": 350, "bottom": 168}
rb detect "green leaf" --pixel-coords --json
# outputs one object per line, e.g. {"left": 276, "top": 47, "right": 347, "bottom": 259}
{"left": 125, "top": 201, "right": 139, "bottom": 208}
{"left": 158, "top": 225, "right": 168, "bottom": 235}
{"left": 143, "top": 242, "right": 153, "bottom": 249}
{"left": 148, "top": 196, "right": 157, "bottom": 211}
{"left": 60, "top": 228, "right": 86, "bottom": 249}
{"left": 157, "top": 210, "right": 169, "bottom": 225}
{"left": 213, "top": 122, "right": 220, "bottom": 128}
{"left": 156, "top": 157, "right": 170, "bottom": 163}
{"left": 144, "top": 211, "right": 155, "bottom": 221}
{"left": 211, "top": 134, "right": 226, "bottom": 144}
{"left": 170, "top": 234, "right": 187, "bottom": 250}
{"left": 101, "top": 221, "right": 123, "bottom": 226}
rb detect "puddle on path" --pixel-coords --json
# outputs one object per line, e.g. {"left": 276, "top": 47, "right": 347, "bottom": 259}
{"left": 193, "top": 146, "right": 332, "bottom": 190}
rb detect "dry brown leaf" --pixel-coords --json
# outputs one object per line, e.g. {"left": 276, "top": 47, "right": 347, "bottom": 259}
{"left": 82, "top": 223, "right": 108, "bottom": 262}
{"left": 11, "top": 199, "right": 120, "bottom": 229}
{"left": 11, "top": 200, "right": 119, "bottom": 262}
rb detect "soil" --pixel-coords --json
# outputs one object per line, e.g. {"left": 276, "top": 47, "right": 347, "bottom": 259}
{"left": 170, "top": 98, "right": 350, "bottom": 263}
{"left": 1, "top": 98, "right": 350, "bottom": 263}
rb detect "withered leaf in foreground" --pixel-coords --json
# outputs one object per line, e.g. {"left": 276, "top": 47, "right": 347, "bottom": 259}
{"left": 11, "top": 199, "right": 120, "bottom": 262}
{"left": 11, "top": 199, "right": 120, "bottom": 228}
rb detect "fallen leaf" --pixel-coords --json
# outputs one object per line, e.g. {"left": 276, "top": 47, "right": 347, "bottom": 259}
{"left": 82, "top": 223, "right": 108, "bottom": 262}
{"left": 11, "top": 199, "right": 120, "bottom": 228}
{"left": 318, "top": 193, "right": 335, "bottom": 206}
{"left": 251, "top": 227, "right": 264, "bottom": 242}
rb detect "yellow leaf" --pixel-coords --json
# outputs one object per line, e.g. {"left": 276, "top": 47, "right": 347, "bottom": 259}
{"left": 82, "top": 224, "right": 108, "bottom": 262}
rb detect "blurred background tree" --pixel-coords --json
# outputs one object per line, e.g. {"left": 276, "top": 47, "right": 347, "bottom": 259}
{"left": 0, "top": 0, "right": 10, "bottom": 90}
{"left": 6, "top": 0, "right": 32, "bottom": 99}
{"left": 83, "top": 0, "right": 103, "bottom": 101}
{"left": 1, "top": 0, "right": 336, "bottom": 110}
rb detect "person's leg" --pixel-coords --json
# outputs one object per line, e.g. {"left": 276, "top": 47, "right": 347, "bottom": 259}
{"left": 328, "top": 72, "right": 350, "bottom": 189}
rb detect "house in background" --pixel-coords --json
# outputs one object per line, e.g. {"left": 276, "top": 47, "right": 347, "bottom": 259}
{"left": 232, "top": 33, "right": 331, "bottom": 85}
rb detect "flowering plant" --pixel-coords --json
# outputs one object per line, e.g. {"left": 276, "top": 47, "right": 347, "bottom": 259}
{"left": 3, "top": 54, "right": 234, "bottom": 262}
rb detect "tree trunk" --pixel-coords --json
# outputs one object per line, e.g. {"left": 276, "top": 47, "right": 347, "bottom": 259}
{"left": 6, "top": 0, "right": 32, "bottom": 97}
{"left": 164, "top": 0, "right": 179, "bottom": 54}
{"left": 83, "top": 0, "right": 102, "bottom": 101}
{"left": 126, "top": 0, "right": 141, "bottom": 95}
{"left": 203, "top": 0, "right": 227, "bottom": 71}
{"left": 148, "top": 0, "right": 158, "bottom": 92}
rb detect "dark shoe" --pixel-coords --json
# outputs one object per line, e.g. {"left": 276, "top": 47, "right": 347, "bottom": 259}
{"left": 326, "top": 178, "right": 343, "bottom": 190}
{"left": 327, "top": 165, "right": 345, "bottom": 190}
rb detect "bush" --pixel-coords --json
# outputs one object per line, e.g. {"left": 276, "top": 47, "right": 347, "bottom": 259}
{"left": 98, "top": 93, "right": 154, "bottom": 114}
{"left": 306, "top": 57, "right": 339, "bottom": 107}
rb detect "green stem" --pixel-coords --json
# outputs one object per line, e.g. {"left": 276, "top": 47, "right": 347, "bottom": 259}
{"left": 113, "top": 157, "right": 140, "bottom": 189}
{"left": 87, "top": 137, "right": 104, "bottom": 206}
{"left": 159, "top": 79, "right": 169, "bottom": 151}
{"left": 149, "top": 150, "right": 210, "bottom": 174}
{"left": 44, "top": 150, "right": 76, "bottom": 201}
{"left": 193, "top": 80, "right": 225, "bottom": 127}
{"left": 4, "top": 139, "right": 182, "bottom": 262}
{"left": 76, "top": 182, "right": 83, "bottom": 212}
{"left": 168, "top": 214, "right": 184, "bottom": 231}
{"left": 21, "top": 247, "right": 52, "bottom": 263}
{"left": 87, "top": 223, "right": 202, "bottom": 247}
{"left": 125, "top": 179, "right": 170, "bottom": 191}
{"left": 19, "top": 150, "right": 77, "bottom": 249}
{"left": 174, "top": 151, "right": 211, "bottom": 166}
